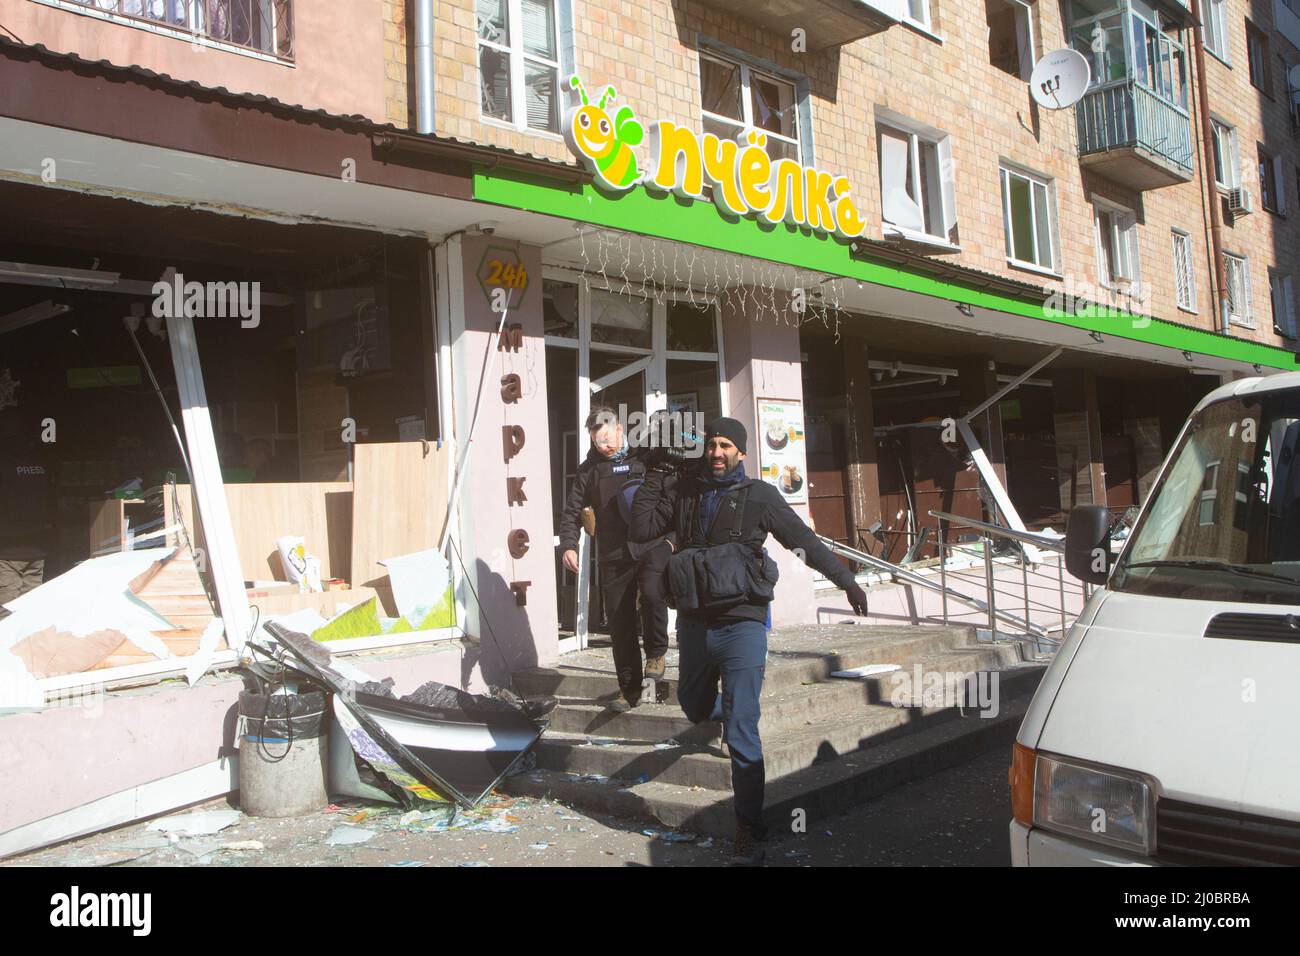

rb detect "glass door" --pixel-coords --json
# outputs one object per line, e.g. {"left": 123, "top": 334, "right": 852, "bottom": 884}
{"left": 545, "top": 273, "right": 726, "bottom": 652}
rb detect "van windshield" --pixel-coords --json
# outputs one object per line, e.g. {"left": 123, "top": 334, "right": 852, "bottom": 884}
{"left": 1112, "top": 389, "right": 1300, "bottom": 604}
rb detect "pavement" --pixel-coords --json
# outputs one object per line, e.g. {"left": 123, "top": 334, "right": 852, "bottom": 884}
{"left": 3, "top": 747, "right": 1013, "bottom": 867}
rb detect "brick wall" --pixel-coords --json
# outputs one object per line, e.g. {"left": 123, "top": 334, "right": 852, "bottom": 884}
{"left": 429, "top": 0, "right": 1298, "bottom": 350}
{"left": 384, "top": 0, "right": 410, "bottom": 126}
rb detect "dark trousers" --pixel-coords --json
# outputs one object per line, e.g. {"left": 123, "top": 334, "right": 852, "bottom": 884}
{"left": 676, "top": 617, "right": 768, "bottom": 838}
{"left": 599, "top": 559, "right": 669, "bottom": 699}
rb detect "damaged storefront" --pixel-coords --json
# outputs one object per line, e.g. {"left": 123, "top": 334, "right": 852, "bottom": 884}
{"left": 2, "top": 38, "right": 1296, "bottom": 857}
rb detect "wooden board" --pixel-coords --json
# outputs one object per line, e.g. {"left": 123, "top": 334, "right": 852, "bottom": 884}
{"left": 128, "top": 548, "right": 215, "bottom": 631}
{"left": 350, "top": 441, "right": 449, "bottom": 605}
{"left": 244, "top": 585, "right": 380, "bottom": 619}
{"left": 297, "top": 372, "right": 351, "bottom": 481}
{"left": 184, "top": 481, "right": 352, "bottom": 583}
{"left": 87, "top": 499, "right": 127, "bottom": 556}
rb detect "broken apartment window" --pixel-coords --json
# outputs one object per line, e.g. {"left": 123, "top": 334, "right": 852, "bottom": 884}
{"left": 987, "top": 0, "right": 1036, "bottom": 80}
{"left": 878, "top": 120, "right": 958, "bottom": 245}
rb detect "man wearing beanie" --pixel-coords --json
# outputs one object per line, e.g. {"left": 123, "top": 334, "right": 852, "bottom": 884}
{"left": 631, "top": 416, "right": 869, "bottom": 865}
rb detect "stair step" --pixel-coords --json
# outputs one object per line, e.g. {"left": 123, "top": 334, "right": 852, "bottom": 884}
{"left": 504, "top": 687, "right": 1036, "bottom": 839}
{"left": 540, "top": 642, "right": 1030, "bottom": 741}
{"left": 512, "top": 624, "right": 978, "bottom": 705}
{"left": 531, "top": 662, "right": 1044, "bottom": 790}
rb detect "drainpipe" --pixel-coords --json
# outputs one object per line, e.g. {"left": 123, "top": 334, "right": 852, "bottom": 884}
{"left": 415, "top": 0, "right": 435, "bottom": 134}
{"left": 1191, "top": 21, "right": 1230, "bottom": 333}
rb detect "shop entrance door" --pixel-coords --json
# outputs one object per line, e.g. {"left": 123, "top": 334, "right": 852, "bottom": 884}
{"left": 543, "top": 273, "right": 726, "bottom": 652}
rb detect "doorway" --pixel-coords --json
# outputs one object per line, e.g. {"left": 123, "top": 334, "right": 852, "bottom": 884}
{"left": 543, "top": 272, "right": 726, "bottom": 652}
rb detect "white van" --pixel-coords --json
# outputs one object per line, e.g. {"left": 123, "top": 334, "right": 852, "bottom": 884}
{"left": 1010, "top": 373, "right": 1300, "bottom": 866}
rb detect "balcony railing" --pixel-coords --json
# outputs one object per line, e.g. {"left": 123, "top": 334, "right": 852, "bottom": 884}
{"left": 62, "top": 0, "right": 293, "bottom": 60}
{"left": 1076, "top": 81, "right": 1194, "bottom": 187}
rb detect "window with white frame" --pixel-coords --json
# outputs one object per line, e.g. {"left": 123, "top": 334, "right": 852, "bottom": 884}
{"left": 1093, "top": 199, "right": 1140, "bottom": 287}
{"left": 1224, "top": 253, "right": 1252, "bottom": 323}
{"left": 1259, "top": 145, "right": 1288, "bottom": 214}
{"left": 878, "top": 118, "right": 957, "bottom": 244}
{"left": 477, "top": 0, "right": 560, "bottom": 134}
{"left": 986, "top": 0, "right": 1036, "bottom": 80}
{"left": 1001, "top": 165, "right": 1056, "bottom": 271}
{"left": 904, "top": 0, "right": 932, "bottom": 30}
{"left": 1200, "top": 460, "right": 1220, "bottom": 525}
{"left": 1199, "top": 0, "right": 1229, "bottom": 61}
{"left": 1172, "top": 229, "right": 1197, "bottom": 312}
{"left": 698, "top": 51, "right": 803, "bottom": 163}
{"left": 1271, "top": 271, "right": 1297, "bottom": 339}
{"left": 1211, "top": 119, "right": 1239, "bottom": 188}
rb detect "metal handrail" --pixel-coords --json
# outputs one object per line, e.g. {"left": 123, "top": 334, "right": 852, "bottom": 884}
{"left": 927, "top": 511, "right": 1088, "bottom": 644}
{"left": 818, "top": 535, "right": 1060, "bottom": 645}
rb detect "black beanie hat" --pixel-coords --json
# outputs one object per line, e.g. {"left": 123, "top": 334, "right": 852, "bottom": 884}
{"left": 704, "top": 417, "right": 748, "bottom": 455}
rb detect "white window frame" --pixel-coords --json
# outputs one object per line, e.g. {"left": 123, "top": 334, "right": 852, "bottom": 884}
{"left": 1200, "top": 0, "right": 1230, "bottom": 63}
{"left": 1259, "top": 146, "right": 1288, "bottom": 214}
{"left": 904, "top": 0, "right": 933, "bottom": 32}
{"left": 1092, "top": 197, "right": 1141, "bottom": 289}
{"left": 988, "top": 0, "right": 1037, "bottom": 81}
{"left": 1270, "top": 271, "right": 1297, "bottom": 339}
{"left": 477, "top": 0, "right": 562, "bottom": 135}
{"left": 1000, "top": 163, "right": 1058, "bottom": 274}
{"left": 1199, "top": 460, "right": 1220, "bottom": 526}
{"left": 1171, "top": 228, "right": 1197, "bottom": 314}
{"left": 698, "top": 50, "right": 803, "bottom": 164}
{"left": 1211, "top": 118, "right": 1240, "bottom": 189}
{"left": 877, "top": 112, "right": 958, "bottom": 248}
{"left": 1224, "top": 252, "right": 1253, "bottom": 325}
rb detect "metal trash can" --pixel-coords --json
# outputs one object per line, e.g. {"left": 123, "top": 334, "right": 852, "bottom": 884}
{"left": 237, "top": 689, "right": 329, "bottom": 817}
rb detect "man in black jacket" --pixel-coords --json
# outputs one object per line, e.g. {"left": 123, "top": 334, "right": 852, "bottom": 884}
{"left": 630, "top": 417, "right": 869, "bottom": 865}
{"left": 558, "top": 405, "right": 669, "bottom": 710}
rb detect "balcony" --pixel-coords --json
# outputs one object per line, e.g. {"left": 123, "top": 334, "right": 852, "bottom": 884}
{"left": 1076, "top": 81, "right": 1194, "bottom": 189}
{"left": 691, "top": 0, "right": 904, "bottom": 51}
{"left": 47, "top": 0, "right": 294, "bottom": 60}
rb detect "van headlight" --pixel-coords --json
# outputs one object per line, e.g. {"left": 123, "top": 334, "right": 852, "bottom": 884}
{"left": 1034, "top": 754, "right": 1155, "bottom": 855}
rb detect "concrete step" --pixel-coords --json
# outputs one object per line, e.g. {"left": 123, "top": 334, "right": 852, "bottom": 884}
{"left": 541, "top": 641, "right": 1029, "bottom": 743}
{"left": 504, "top": 682, "right": 1037, "bottom": 840}
{"left": 512, "top": 624, "right": 978, "bottom": 707}
{"left": 530, "top": 661, "right": 1044, "bottom": 790}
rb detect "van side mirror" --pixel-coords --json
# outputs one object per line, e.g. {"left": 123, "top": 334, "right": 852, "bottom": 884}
{"left": 1065, "top": 505, "right": 1112, "bottom": 585}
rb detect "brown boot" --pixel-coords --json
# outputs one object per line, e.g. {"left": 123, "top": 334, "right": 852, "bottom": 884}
{"left": 729, "top": 822, "right": 766, "bottom": 867}
{"left": 644, "top": 655, "right": 666, "bottom": 680}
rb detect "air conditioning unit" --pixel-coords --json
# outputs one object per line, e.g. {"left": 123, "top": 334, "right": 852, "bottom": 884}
{"left": 1227, "top": 187, "right": 1254, "bottom": 216}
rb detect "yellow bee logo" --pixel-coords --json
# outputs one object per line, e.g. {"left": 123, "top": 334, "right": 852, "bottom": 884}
{"left": 565, "top": 75, "right": 644, "bottom": 191}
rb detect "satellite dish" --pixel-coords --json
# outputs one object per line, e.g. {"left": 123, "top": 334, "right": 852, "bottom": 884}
{"left": 1030, "top": 49, "right": 1092, "bottom": 110}
{"left": 1288, "top": 63, "right": 1300, "bottom": 95}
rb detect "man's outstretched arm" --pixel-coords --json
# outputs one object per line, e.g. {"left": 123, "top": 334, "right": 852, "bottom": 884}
{"left": 762, "top": 490, "right": 869, "bottom": 615}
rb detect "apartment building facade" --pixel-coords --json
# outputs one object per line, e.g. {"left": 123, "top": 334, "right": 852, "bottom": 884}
{"left": 1, "top": 0, "right": 1299, "bottom": 851}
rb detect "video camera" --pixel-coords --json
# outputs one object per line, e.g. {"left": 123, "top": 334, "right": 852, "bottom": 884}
{"left": 639, "top": 409, "right": 704, "bottom": 475}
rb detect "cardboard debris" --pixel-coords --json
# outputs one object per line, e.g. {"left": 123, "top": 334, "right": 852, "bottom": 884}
{"left": 1, "top": 547, "right": 227, "bottom": 681}
{"left": 9, "top": 627, "right": 143, "bottom": 679}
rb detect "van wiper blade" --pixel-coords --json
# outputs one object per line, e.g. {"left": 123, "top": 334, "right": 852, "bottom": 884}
{"left": 1125, "top": 559, "right": 1300, "bottom": 586}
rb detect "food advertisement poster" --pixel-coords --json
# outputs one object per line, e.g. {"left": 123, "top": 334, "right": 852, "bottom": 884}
{"left": 756, "top": 398, "right": 808, "bottom": 505}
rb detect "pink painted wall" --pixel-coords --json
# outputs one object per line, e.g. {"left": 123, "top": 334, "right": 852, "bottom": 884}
{"left": 719, "top": 303, "right": 822, "bottom": 627}
{"left": 0, "top": 643, "right": 481, "bottom": 839}
{"left": 450, "top": 235, "right": 561, "bottom": 676}
{"left": 11, "top": 0, "right": 387, "bottom": 122}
